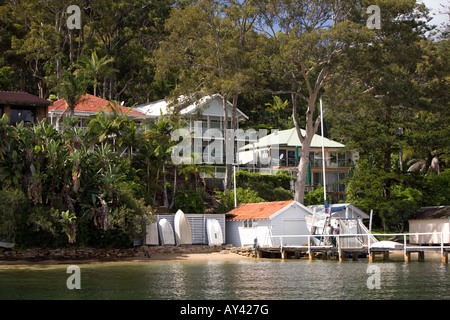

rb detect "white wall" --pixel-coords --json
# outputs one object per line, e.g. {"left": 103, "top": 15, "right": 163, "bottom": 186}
{"left": 409, "top": 219, "right": 450, "bottom": 244}
{"left": 225, "top": 203, "right": 313, "bottom": 247}
{"left": 271, "top": 204, "right": 311, "bottom": 246}
{"left": 226, "top": 220, "right": 272, "bottom": 247}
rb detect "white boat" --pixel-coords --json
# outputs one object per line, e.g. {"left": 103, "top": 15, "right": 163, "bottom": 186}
{"left": 370, "top": 240, "right": 403, "bottom": 249}
{"left": 174, "top": 210, "right": 192, "bottom": 246}
{"left": 158, "top": 219, "right": 175, "bottom": 246}
{"left": 206, "top": 219, "right": 223, "bottom": 246}
{"left": 0, "top": 241, "right": 14, "bottom": 249}
{"left": 144, "top": 222, "right": 159, "bottom": 245}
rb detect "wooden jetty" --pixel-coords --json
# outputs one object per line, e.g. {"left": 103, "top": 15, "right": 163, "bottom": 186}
{"left": 256, "top": 232, "right": 450, "bottom": 263}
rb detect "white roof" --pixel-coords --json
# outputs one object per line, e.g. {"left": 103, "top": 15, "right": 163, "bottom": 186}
{"left": 240, "top": 127, "right": 345, "bottom": 151}
{"left": 307, "top": 203, "right": 370, "bottom": 219}
{"left": 134, "top": 93, "right": 248, "bottom": 120}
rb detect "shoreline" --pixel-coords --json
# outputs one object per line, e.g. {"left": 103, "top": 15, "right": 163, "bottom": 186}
{"left": 0, "top": 245, "right": 254, "bottom": 266}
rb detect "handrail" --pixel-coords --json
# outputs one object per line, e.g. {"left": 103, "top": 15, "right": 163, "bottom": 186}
{"left": 270, "top": 232, "right": 450, "bottom": 254}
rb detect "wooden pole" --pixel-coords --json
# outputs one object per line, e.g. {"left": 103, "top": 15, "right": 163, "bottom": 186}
{"left": 404, "top": 251, "right": 411, "bottom": 263}
{"left": 442, "top": 251, "right": 448, "bottom": 264}
{"left": 418, "top": 251, "right": 425, "bottom": 262}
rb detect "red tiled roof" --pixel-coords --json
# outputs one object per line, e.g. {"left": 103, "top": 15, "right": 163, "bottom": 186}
{"left": 0, "top": 91, "right": 52, "bottom": 106}
{"left": 226, "top": 201, "right": 294, "bottom": 220}
{"left": 49, "top": 94, "right": 145, "bottom": 115}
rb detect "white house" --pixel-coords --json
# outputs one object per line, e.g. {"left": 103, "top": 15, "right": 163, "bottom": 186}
{"left": 225, "top": 201, "right": 314, "bottom": 247}
{"left": 136, "top": 93, "right": 250, "bottom": 183}
{"left": 409, "top": 206, "right": 450, "bottom": 244}
{"left": 238, "top": 127, "right": 359, "bottom": 202}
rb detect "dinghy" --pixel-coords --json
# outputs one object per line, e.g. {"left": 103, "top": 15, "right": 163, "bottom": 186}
{"left": 144, "top": 222, "right": 159, "bottom": 245}
{"left": 370, "top": 240, "right": 403, "bottom": 249}
{"left": 206, "top": 219, "right": 223, "bottom": 246}
{"left": 174, "top": 210, "right": 192, "bottom": 246}
{"left": 158, "top": 218, "right": 175, "bottom": 246}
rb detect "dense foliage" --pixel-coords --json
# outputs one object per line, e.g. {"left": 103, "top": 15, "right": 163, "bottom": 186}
{"left": 0, "top": 113, "right": 156, "bottom": 248}
{"left": 0, "top": 0, "right": 448, "bottom": 235}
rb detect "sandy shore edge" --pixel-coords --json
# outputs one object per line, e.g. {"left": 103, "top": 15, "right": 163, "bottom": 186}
{"left": 0, "top": 251, "right": 252, "bottom": 266}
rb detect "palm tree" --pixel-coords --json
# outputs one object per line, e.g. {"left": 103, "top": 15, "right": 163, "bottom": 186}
{"left": 54, "top": 69, "right": 88, "bottom": 127}
{"left": 179, "top": 152, "right": 215, "bottom": 191}
{"left": 265, "top": 96, "right": 289, "bottom": 128}
{"left": 76, "top": 51, "right": 118, "bottom": 97}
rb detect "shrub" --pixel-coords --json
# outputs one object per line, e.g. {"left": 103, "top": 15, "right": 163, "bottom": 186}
{"left": 0, "top": 188, "right": 27, "bottom": 243}
{"left": 172, "top": 189, "right": 205, "bottom": 213}
{"left": 217, "top": 187, "right": 265, "bottom": 213}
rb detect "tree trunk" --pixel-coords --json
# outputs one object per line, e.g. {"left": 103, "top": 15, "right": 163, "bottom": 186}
{"left": 170, "top": 167, "right": 177, "bottom": 210}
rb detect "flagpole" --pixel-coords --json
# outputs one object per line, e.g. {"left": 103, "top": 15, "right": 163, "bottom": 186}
{"left": 320, "top": 98, "right": 327, "bottom": 205}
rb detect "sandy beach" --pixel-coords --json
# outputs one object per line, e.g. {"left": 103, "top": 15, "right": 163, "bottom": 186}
{"left": 0, "top": 250, "right": 252, "bottom": 266}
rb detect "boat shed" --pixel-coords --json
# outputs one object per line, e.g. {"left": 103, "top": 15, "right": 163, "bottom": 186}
{"left": 225, "top": 201, "right": 313, "bottom": 247}
{"left": 409, "top": 206, "right": 450, "bottom": 244}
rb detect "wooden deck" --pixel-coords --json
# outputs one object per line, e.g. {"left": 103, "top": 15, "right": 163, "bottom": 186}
{"left": 256, "top": 232, "right": 450, "bottom": 263}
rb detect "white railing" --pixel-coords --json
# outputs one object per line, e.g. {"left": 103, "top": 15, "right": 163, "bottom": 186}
{"left": 269, "top": 232, "right": 450, "bottom": 256}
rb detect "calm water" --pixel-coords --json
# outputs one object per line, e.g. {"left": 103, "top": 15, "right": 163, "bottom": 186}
{"left": 0, "top": 254, "right": 449, "bottom": 300}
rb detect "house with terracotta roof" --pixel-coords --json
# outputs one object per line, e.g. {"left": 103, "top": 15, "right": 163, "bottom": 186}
{"left": 0, "top": 91, "right": 52, "bottom": 125}
{"left": 48, "top": 94, "right": 149, "bottom": 129}
{"left": 225, "top": 200, "right": 314, "bottom": 247}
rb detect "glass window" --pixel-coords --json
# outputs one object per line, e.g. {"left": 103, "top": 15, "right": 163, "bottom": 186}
{"left": 288, "top": 150, "right": 296, "bottom": 166}
{"left": 279, "top": 149, "right": 286, "bottom": 166}
{"left": 10, "top": 108, "right": 35, "bottom": 125}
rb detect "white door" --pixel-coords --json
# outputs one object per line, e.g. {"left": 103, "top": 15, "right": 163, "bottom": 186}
{"left": 282, "top": 219, "right": 309, "bottom": 246}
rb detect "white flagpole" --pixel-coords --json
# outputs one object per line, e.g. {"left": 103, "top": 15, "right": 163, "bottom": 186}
{"left": 320, "top": 98, "right": 327, "bottom": 205}
{"left": 234, "top": 165, "right": 237, "bottom": 208}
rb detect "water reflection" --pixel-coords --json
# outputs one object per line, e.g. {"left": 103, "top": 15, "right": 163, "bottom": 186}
{"left": 1, "top": 258, "right": 449, "bottom": 300}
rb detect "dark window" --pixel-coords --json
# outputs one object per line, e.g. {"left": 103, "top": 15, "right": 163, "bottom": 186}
{"left": 10, "top": 108, "right": 35, "bottom": 125}
{"left": 288, "top": 150, "right": 296, "bottom": 166}
{"left": 0, "top": 107, "right": 3, "bottom": 118}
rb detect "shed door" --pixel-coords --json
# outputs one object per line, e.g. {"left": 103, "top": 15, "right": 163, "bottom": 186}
{"left": 283, "top": 220, "right": 308, "bottom": 246}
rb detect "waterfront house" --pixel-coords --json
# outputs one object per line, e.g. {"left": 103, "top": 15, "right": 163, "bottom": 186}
{"left": 409, "top": 206, "right": 450, "bottom": 244}
{"left": 134, "top": 93, "right": 249, "bottom": 133}
{"left": 225, "top": 201, "right": 314, "bottom": 247}
{"left": 135, "top": 94, "right": 249, "bottom": 164}
{"left": 238, "top": 127, "right": 359, "bottom": 202}
{"left": 48, "top": 94, "right": 148, "bottom": 130}
{"left": 0, "top": 91, "right": 52, "bottom": 125}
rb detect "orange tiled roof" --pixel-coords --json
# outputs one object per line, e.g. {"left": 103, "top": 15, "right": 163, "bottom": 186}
{"left": 49, "top": 94, "right": 145, "bottom": 115}
{"left": 226, "top": 201, "right": 294, "bottom": 220}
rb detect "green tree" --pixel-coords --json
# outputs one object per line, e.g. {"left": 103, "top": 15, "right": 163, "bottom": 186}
{"left": 76, "top": 51, "right": 117, "bottom": 97}
{"left": 254, "top": 0, "right": 371, "bottom": 204}
{"left": 156, "top": 0, "right": 260, "bottom": 191}
{"left": 52, "top": 69, "right": 88, "bottom": 123}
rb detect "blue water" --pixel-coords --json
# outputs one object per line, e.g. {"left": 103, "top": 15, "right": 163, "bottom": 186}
{"left": 0, "top": 255, "right": 449, "bottom": 300}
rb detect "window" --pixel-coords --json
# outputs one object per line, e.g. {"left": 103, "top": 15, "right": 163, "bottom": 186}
{"left": 0, "top": 107, "right": 3, "bottom": 118}
{"left": 288, "top": 150, "right": 296, "bottom": 166}
{"left": 243, "top": 220, "right": 254, "bottom": 228}
{"left": 10, "top": 108, "right": 35, "bottom": 125}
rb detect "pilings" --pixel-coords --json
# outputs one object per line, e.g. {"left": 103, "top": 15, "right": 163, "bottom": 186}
{"left": 256, "top": 246, "right": 449, "bottom": 264}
